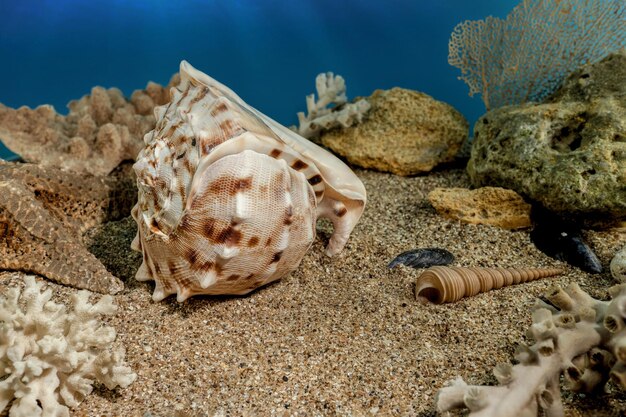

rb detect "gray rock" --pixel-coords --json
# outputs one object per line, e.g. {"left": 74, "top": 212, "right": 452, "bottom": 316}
{"left": 468, "top": 50, "right": 626, "bottom": 227}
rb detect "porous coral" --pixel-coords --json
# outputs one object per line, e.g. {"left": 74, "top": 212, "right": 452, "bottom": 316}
{"left": 293, "top": 72, "right": 370, "bottom": 140}
{"left": 448, "top": 0, "right": 626, "bottom": 109}
{"left": 436, "top": 283, "right": 626, "bottom": 416}
{"left": 0, "top": 74, "right": 179, "bottom": 176}
{"left": 0, "top": 276, "right": 136, "bottom": 417}
{"left": 0, "top": 161, "right": 137, "bottom": 294}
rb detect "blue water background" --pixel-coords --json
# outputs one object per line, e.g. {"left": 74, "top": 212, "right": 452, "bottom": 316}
{"left": 0, "top": 0, "right": 519, "bottom": 161}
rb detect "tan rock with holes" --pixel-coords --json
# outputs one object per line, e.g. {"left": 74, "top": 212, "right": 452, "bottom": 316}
{"left": 320, "top": 88, "right": 468, "bottom": 176}
{"left": 428, "top": 187, "right": 532, "bottom": 229}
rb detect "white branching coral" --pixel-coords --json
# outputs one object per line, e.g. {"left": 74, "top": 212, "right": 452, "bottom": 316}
{"left": 436, "top": 283, "right": 626, "bottom": 417}
{"left": 0, "top": 276, "right": 136, "bottom": 417}
{"left": 293, "top": 72, "right": 370, "bottom": 140}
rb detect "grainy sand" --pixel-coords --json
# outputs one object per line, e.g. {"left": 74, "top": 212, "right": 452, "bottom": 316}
{"left": 2, "top": 167, "right": 625, "bottom": 417}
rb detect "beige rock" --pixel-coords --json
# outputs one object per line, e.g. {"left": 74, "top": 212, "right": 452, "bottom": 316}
{"left": 320, "top": 88, "right": 468, "bottom": 176}
{"left": 428, "top": 187, "right": 532, "bottom": 229}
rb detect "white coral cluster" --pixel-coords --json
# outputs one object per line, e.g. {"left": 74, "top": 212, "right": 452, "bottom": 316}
{"left": 294, "top": 72, "right": 370, "bottom": 140}
{"left": 0, "top": 276, "right": 136, "bottom": 417}
{"left": 436, "top": 283, "right": 626, "bottom": 417}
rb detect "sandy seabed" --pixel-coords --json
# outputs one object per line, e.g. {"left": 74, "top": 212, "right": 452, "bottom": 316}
{"left": 2, "top": 167, "right": 625, "bottom": 417}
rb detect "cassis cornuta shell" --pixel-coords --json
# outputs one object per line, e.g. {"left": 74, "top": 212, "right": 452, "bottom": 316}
{"left": 131, "top": 61, "right": 366, "bottom": 302}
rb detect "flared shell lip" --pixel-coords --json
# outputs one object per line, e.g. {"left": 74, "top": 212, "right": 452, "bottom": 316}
{"left": 178, "top": 60, "right": 366, "bottom": 206}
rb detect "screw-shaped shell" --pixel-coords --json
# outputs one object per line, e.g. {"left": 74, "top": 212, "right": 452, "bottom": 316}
{"left": 415, "top": 266, "right": 564, "bottom": 304}
{"left": 131, "top": 61, "right": 366, "bottom": 302}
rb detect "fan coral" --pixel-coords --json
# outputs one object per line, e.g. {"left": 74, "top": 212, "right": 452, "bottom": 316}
{"left": 293, "top": 72, "right": 370, "bottom": 140}
{"left": 0, "top": 276, "right": 136, "bottom": 417}
{"left": 448, "top": 0, "right": 626, "bottom": 109}
{"left": 0, "top": 74, "right": 179, "bottom": 175}
{"left": 436, "top": 282, "right": 626, "bottom": 416}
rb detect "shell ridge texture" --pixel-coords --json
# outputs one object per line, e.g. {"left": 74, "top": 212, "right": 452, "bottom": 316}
{"left": 415, "top": 266, "right": 564, "bottom": 304}
{"left": 131, "top": 60, "right": 366, "bottom": 301}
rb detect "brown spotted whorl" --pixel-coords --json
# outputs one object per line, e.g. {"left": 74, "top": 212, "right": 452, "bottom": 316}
{"left": 131, "top": 61, "right": 367, "bottom": 302}
{"left": 415, "top": 266, "right": 564, "bottom": 304}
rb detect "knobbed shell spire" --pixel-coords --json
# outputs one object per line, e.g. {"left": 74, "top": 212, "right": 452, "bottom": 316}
{"left": 131, "top": 61, "right": 366, "bottom": 302}
{"left": 415, "top": 266, "right": 563, "bottom": 304}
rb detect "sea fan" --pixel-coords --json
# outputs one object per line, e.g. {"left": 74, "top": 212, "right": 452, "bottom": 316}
{"left": 449, "top": 0, "right": 626, "bottom": 109}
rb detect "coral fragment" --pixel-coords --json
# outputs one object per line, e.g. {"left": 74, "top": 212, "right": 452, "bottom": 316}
{"left": 0, "top": 276, "right": 135, "bottom": 417}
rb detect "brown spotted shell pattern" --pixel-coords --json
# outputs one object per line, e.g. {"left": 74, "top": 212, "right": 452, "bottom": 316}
{"left": 131, "top": 61, "right": 366, "bottom": 302}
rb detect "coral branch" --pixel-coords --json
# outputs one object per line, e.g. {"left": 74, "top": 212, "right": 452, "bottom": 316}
{"left": 293, "top": 72, "right": 370, "bottom": 140}
{"left": 0, "top": 74, "right": 179, "bottom": 175}
{"left": 0, "top": 276, "right": 136, "bottom": 417}
{"left": 436, "top": 283, "right": 626, "bottom": 417}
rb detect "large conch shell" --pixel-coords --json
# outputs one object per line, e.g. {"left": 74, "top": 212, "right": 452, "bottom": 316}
{"left": 131, "top": 61, "right": 366, "bottom": 302}
{"left": 415, "top": 266, "right": 563, "bottom": 304}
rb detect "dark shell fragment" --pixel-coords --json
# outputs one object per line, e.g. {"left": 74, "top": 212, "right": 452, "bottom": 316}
{"left": 530, "top": 209, "right": 602, "bottom": 274}
{"left": 388, "top": 248, "right": 455, "bottom": 269}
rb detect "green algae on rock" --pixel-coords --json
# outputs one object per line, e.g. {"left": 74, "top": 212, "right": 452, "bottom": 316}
{"left": 321, "top": 88, "right": 469, "bottom": 176}
{"left": 468, "top": 50, "right": 626, "bottom": 228}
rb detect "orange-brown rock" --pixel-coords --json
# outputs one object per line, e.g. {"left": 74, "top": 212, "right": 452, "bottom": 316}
{"left": 428, "top": 186, "right": 532, "bottom": 229}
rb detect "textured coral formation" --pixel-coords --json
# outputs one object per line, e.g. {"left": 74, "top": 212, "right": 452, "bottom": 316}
{"left": 293, "top": 72, "right": 370, "bottom": 140}
{"left": 0, "top": 276, "right": 136, "bottom": 417}
{"left": 321, "top": 88, "right": 468, "bottom": 176}
{"left": 0, "top": 74, "right": 179, "bottom": 175}
{"left": 428, "top": 187, "right": 532, "bottom": 229}
{"left": 0, "top": 160, "right": 136, "bottom": 293}
{"left": 449, "top": 0, "right": 626, "bottom": 109}
{"left": 415, "top": 266, "right": 562, "bottom": 304}
{"left": 436, "top": 283, "right": 626, "bottom": 416}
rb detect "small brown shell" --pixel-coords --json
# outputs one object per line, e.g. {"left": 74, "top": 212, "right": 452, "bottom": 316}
{"left": 415, "top": 266, "right": 563, "bottom": 304}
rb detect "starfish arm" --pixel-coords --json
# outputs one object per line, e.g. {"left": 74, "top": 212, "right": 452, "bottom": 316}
{"left": 0, "top": 179, "right": 123, "bottom": 294}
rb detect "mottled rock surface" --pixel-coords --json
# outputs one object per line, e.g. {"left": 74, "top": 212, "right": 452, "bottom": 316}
{"left": 428, "top": 187, "right": 532, "bottom": 229}
{"left": 321, "top": 88, "right": 468, "bottom": 176}
{"left": 468, "top": 50, "right": 626, "bottom": 227}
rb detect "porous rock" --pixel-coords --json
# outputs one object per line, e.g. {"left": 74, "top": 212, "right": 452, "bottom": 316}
{"left": 320, "top": 88, "right": 469, "bottom": 176}
{"left": 427, "top": 186, "right": 532, "bottom": 229}
{"left": 468, "top": 50, "right": 626, "bottom": 227}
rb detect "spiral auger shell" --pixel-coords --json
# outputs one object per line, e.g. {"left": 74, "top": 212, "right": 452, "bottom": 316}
{"left": 415, "top": 266, "right": 564, "bottom": 304}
